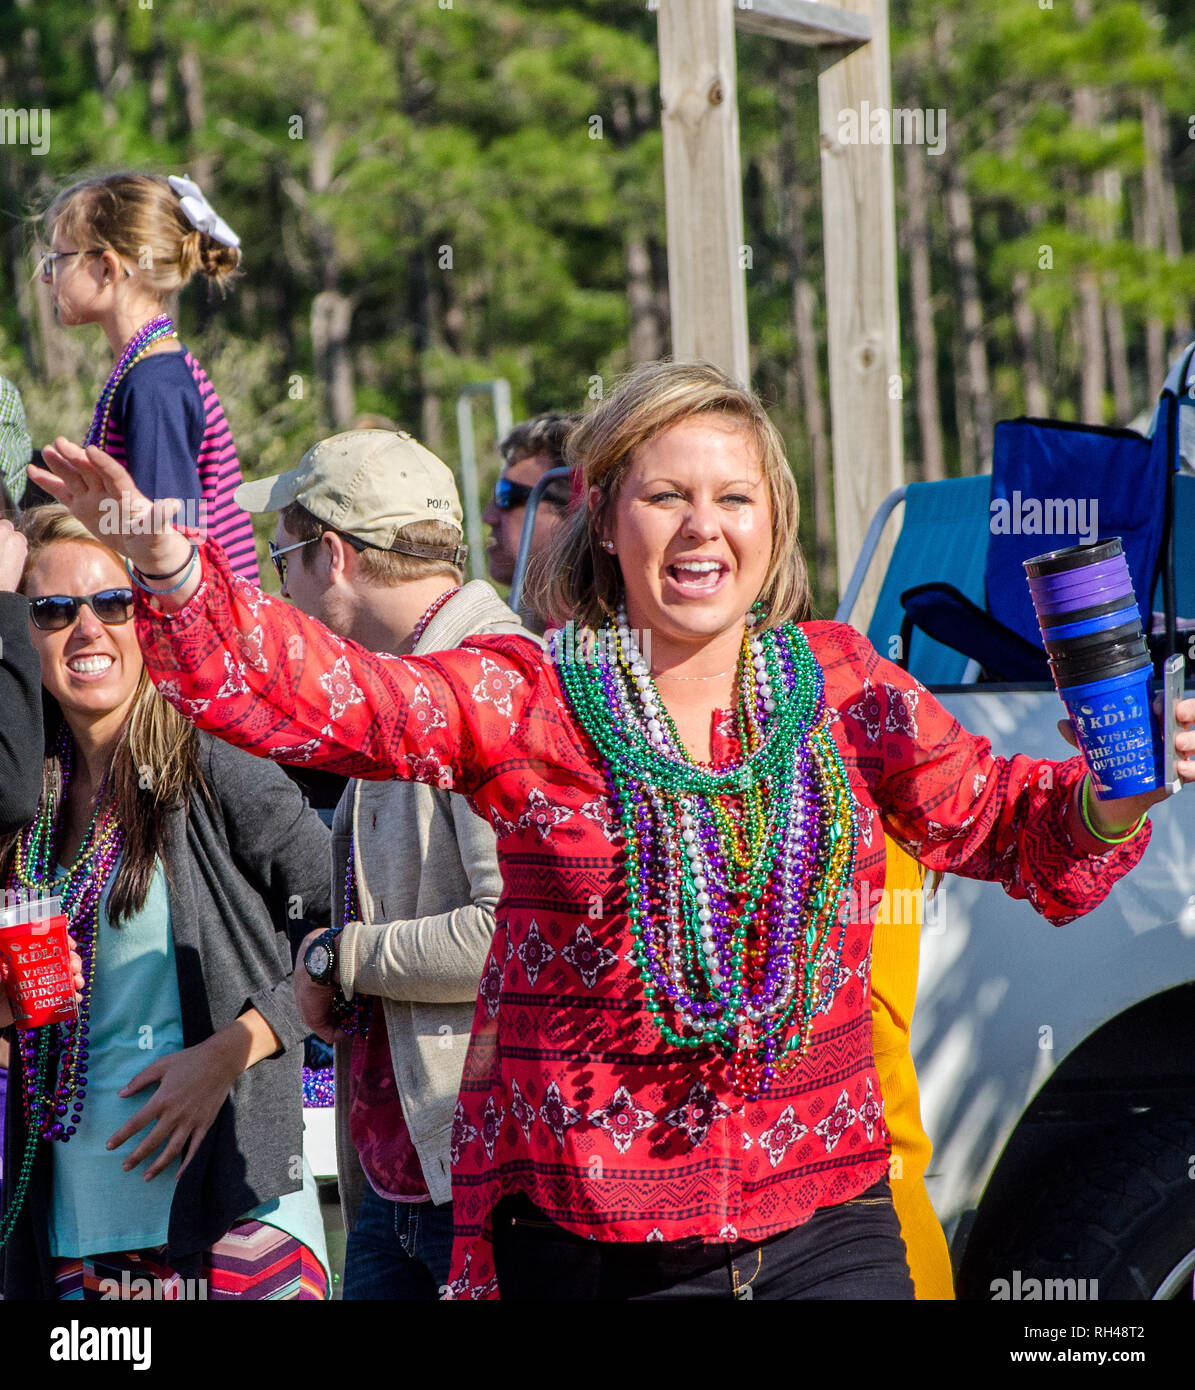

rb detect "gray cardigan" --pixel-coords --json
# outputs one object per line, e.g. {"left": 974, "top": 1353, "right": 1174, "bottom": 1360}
{"left": 332, "top": 580, "right": 535, "bottom": 1219}
{"left": 0, "top": 592, "right": 44, "bottom": 832}
{"left": 1, "top": 731, "right": 331, "bottom": 1298}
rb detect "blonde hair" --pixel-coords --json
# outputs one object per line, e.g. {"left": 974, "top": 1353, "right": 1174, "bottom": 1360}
{"left": 0, "top": 506, "right": 207, "bottom": 925}
{"left": 534, "top": 360, "right": 811, "bottom": 631}
{"left": 44, "top": 172, "right": 240, "bottom": 298}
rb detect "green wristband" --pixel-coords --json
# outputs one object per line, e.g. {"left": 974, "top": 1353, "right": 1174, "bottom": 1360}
{"left": 1080, "top": 775, "right": 1147, "bottom": 846}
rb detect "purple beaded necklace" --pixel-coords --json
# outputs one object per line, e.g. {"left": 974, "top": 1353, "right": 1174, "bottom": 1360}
{"left": 84, "top": 314, "right": 177, "bottom": 449}
{"left": 8, "top": 729, "right": 125, "bottom": 1142}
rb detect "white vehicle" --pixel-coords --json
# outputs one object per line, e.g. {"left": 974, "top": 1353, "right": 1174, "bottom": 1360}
{"left": 838, "top": 354, "right": 1195, "bottom": 1300}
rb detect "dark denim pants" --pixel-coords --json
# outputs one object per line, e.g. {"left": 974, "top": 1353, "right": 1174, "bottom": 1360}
{"left": 491, "top": 1175, "right": 915, "bottom": 1301}
{"left": 342, "top": 1184, "right": 456, "bottom": 1300}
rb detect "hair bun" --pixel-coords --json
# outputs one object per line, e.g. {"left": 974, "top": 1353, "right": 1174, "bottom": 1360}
{"left": 197, "top": 237, "right": 241, "bottom": 286}
{"left": 177, "top": 227, "right": 204, "bottom": 281}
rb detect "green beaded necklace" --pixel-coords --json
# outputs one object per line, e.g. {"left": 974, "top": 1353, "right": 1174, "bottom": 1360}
{"left": 555, "top": 612, "right": 858, "bottom": 1096}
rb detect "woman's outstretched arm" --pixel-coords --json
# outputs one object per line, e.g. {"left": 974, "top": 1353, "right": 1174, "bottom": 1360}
{"left": 28, "top": 439, "right": 546, "bottom": 798}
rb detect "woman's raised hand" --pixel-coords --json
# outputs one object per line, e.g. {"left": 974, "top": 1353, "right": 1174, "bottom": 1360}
{"left": 28, "top": 438, "right": 192, "bottom": 577}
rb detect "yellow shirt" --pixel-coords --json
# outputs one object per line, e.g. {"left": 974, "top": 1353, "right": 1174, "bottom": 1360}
{"left": 871, "top": 837, "right": 955, "bottom": 1299}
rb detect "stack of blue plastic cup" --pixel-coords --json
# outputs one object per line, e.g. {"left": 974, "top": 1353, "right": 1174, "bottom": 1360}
{"left": 1024, "top": 539, "right": 1161, "bottom": 797}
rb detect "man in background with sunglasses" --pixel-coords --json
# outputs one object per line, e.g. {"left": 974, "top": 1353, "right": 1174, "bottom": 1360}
{"left": 482, "top": 413, "right": 578, "bottom": 630}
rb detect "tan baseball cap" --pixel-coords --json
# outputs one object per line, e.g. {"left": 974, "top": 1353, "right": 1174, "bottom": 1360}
{"left": 234, "top": 429, "right": 467, "bottom": 564}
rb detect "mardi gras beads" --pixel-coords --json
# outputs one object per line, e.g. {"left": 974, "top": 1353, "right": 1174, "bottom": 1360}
{"left": 85, "top": 314, "right": 178, "bottom": 450}
{"left": 554, "top": 612, "right": 857, "bottom": 1097}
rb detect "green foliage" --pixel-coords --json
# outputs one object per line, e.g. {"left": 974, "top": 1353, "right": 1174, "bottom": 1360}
{"left": 0, "top": 0, "right": 1193, "bottom": 613}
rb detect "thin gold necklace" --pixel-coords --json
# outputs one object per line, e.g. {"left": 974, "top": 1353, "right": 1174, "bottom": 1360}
{"left": 652, "top": 666, "right": 735, "bottom": 682}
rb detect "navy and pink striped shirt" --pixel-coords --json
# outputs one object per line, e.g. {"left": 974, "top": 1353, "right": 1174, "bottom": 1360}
{"left": 101, "top": 347, "right": 260, "bottom": 582}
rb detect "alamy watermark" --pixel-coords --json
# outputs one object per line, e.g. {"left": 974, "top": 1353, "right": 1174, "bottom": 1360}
{"left": 0, "top": 108, "right": 50, "bottom": 156}
{"left": 838, "top": 879, "right": 945, "bottom": 932}
{"left": 989, "top": 492, "right": 1098, "bottom": 545}
{"left": 548, "top": 622, "right": 653, "bottom": 668}
{"left": 50, "top": 1321, "right": 152, "bottom": 1370}
{"left": 837, "top": 101, "right": 945, "bottom": 156}
{"left": 991, "top": 1270, "right": 1098, "bottom": 1301}
{"left": 99, "top": 1270, "right": 208, "bottom": 1301}
{"left": 97, "top": 494, "right": 209, "bottom": 538}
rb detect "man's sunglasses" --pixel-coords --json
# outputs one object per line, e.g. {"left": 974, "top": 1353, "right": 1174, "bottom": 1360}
{"left": 492, "top": 477, "right": 569, "bottom": 510}
{"left": 268, "top": 536, "right": 320, "bottom": 586}
{"left": 28, "top": 588, "right": 135, "bottom": 632}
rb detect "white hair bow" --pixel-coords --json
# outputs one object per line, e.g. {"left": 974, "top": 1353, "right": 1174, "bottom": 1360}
{"left": 168, "top": 175, "right": 241, "bottom": 249}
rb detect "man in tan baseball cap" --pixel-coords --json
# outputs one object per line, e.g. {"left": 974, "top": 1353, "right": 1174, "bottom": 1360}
{"left": 236, "top": 427, "right": 468, "bottom": 578}
{"left": 238, "top": 426, "right": 532, "bottom": 1300}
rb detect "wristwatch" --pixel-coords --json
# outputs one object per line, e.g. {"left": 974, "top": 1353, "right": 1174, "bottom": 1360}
{"left": 304, "top": 926, "right": 343, "bottom": 987}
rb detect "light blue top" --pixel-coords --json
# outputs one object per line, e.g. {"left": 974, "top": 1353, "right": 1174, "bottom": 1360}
{"left": 48, "top": 856, "right": 328, "bottom": 1288}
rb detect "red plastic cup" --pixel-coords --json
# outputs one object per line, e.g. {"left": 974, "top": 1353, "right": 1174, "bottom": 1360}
{"left": 0, "top": 895, "right": 77, "bottom": 1030}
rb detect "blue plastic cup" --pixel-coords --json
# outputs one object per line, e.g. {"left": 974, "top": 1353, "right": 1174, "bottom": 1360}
{"left": 1056, "top": 663, "right": 1163, "bottom": 798}
{"left": 1043, "top": 621, "right": 1144, "bottom": 663}
{"left": 1024, "top": 539, "right": 1126, "bottom": 580}
{"left": 1027, "top": 568, "right": 1130, "bottom": 603}
{"left": 1038, "top": 604, "right": 1140, "bottom": 641}
{"left": 1025, "top": 540, "right": 1133, "bottom": 619}
{"left": 1029, "top": 579, "right": 1134, "bottom": 612}
{"left": 1037, "top": 596, "right": 1144, "bottom": 630}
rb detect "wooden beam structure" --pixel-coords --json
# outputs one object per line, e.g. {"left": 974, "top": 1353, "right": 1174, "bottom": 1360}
{"left": 657, "top": 0, "right": 751, "bottom": 385}
{"left": 815, "top": 0, "right": 903, "bottom": 621}
{"left": 734, "top": 0, "right": 870, "bottom": 51}
{"left": 655, "top": 0, "right": 904, "bottom": 627}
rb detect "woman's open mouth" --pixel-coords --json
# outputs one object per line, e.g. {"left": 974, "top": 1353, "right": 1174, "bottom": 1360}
{"left": 66, "top": 653, "right": 115, "bottom": 682}
{"left": 665, "top": 558, "right": 730, "bottom": 598}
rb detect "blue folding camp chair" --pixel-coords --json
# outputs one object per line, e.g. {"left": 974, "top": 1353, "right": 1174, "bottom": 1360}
{"left": 885, "top": 342, "right": 1195, "bottom": 682}
{"left": 835, "top": 475, "right": 992, "bottom": 685}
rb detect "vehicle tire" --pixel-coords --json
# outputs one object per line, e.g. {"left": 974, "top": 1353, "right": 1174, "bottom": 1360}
{"left": 964, "top": 1102, "right": 1195, "bottom": 1301}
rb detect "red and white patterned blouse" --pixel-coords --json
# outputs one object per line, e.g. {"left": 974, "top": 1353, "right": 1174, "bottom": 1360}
{"left": 133, "top": 538, "right": 1149, "bottom": 1299}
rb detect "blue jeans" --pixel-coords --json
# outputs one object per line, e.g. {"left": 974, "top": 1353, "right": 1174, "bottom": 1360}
{"left": 342, "top": 1185, "right": 455, "bottom": 1301}
{"left": 491, "top": 1175, "right": 915, "bottom": 1300}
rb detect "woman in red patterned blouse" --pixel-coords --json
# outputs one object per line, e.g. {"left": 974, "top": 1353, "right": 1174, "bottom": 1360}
{"left": 31, "top": 363, "right": 1194, "bottom": 1301}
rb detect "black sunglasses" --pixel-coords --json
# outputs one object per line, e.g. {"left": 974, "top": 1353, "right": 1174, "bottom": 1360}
{"left": 268, "top": 536, "right": 319, "bottom": 586}
{"left": 28, "top": 588, "right": 135, "bottom": 632}
{"left": 268, "top": 531, "right": 373, "bottom": 586}
{"left": 492, "top": 477, "right": 569, "bottom": 511}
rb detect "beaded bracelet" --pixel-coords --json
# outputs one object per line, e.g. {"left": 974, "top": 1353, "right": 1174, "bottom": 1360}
{"left": 124, "top": 546, "right": 198, "bottom": 596}
{"left": 1080, "top": 775, "right": 1147, "bottom": 845}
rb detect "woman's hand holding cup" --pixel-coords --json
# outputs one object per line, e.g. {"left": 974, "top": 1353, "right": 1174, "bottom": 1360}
{"left": 0, "top": 932, "right": 84, "bottom": 1030}
{"left": 1059, "top": 694, "right": 1195, "bottom": 835}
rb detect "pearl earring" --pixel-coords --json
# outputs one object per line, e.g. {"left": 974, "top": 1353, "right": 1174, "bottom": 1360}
{"left": 601, "top": 539, "right": 615, "bottom": 553}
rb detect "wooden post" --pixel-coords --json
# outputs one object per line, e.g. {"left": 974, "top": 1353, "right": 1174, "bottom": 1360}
{"left": 657, "top": 0, "right": 750, "bottom": 385}
{"left": 816, "top": 0, "right": 904, "bottom": 631}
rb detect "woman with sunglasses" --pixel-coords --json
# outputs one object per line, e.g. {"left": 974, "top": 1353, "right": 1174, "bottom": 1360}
{"left": 0, "top": 506, "right": 332, "bottom": 1300}
{"left": 31, "top": 364, "right": 1195, "bottom": 1301}
{"left": 38, "top": 172, "right": 259, "bottom": 582}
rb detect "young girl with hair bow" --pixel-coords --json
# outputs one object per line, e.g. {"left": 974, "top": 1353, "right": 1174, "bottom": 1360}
{"left": 38, "top": 173, "right": 259, "bottom": 582}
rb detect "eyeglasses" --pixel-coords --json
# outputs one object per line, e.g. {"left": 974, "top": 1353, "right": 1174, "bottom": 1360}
{"left": 28, "top": 588, "right": 135, "bottom": 632}
{"left": 491, "top": 477, "right": 569, "bottom": 511}
{"left": 492, "top": 478, "right": 535, "bottom": 510}
{"left": 38, "top": 248, "right": 104, "bottom": 283}
{"left": 268, "top": 536, "right": 320, "bottom": 586}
